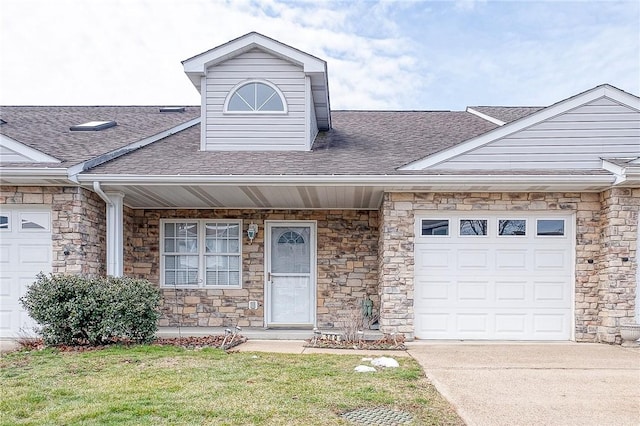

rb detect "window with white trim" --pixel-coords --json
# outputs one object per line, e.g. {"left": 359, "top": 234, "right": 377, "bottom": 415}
{"left": 225, "top": 81, "right": 286, "bottom": 113}
{"left": 536, "top": 219, "right": 565, "bottom": 236}
{"left": 460, "top": 219, "right": 488, "bottom": 236}
{"left": 20, "top": 212, "right": 50, "bottom": 231}
{"left": 0, "top": 213, "right": 9, "bottom": 230}
{"left": 498, "top": 219, "right": 526, "bottom": 236}
{"left": 421, "top": 219, "right": 449, "bottom": 236}
{"left": 161, "top": 220, "right": 242, "bottom": 288}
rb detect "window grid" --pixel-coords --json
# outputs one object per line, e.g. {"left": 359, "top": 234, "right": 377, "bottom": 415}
{"left": 224, "top": 80, "right": 287, "bottom": 114}
{"left": 161, "top": 220, "right": 242, "bottom": 288}
{"left": 204, "top": 222, "right": 241, "bottom": 287}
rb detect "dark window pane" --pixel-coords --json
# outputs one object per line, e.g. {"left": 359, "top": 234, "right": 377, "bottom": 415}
{"left": 422, "top": 219, "right": 449, "bottom": 236}
{"left": 498, "top": 219, "right": 526, "bottom": 236}
{"left": 537, "top": 219, "right": 565, "bottom": 236}
{"left": 460, "top": 219, "right": 487, "bottom": 236}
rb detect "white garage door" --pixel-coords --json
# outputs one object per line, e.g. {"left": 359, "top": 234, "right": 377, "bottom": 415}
{"left": 0, "top": 207, "right": 52, "bottom": 338}
{"left": 414, "top": 213, "right": 573, "bottom": 341}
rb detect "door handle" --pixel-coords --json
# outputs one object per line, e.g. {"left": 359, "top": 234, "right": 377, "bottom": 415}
{"left": 267, "top": 272, "right": 271, "bottom": 281}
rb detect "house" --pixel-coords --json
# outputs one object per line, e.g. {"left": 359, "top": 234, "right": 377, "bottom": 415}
{"left": 1, "top": 32, "right": 638, "bottom": 343}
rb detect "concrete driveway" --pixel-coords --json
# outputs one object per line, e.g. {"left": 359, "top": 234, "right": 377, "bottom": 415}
{"left": 407, "top": 342, "right": 640, "bottom": 426}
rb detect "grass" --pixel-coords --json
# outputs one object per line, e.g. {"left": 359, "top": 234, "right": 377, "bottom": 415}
{"left": 0, "top": 345, "right": 463, "bottom": 425}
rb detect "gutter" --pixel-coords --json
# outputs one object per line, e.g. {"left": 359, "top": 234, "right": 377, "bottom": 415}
{"left": 0, "top": 167, "right": 68, "bottom": 176}
{"left": 0, "top": 167, "right": 72, "bottom": 184}
{"left": 601, "top": 159, "right": 628, "bottom": 185}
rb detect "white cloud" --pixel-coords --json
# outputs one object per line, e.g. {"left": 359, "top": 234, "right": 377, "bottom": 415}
{"left": 0, "top": 0, "right": 421, "bottom": 109}
{"left": 0, "top": 0, "right": 637, "bottom": 110}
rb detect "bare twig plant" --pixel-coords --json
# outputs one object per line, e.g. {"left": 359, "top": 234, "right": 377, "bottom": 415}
{"left": 340, "top": 301, "right": 380, "bottom": 343}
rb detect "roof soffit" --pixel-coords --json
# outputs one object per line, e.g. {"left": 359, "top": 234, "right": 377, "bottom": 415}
{"left": 401, "top": 84, "right": 640, "bottom": 171}
{"left": 183, "top": 32, "right": 327, "bottom": 87}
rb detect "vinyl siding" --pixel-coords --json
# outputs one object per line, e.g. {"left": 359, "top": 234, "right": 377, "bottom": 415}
{"left": 433, "top": 97, "right": 640, "bottom": 170}
{"left": 0, "top": 145, "right": 34, "bottom": 162}
{"left": 204, "top": 48, "right": 308, "bottom": 151}
{"left": 308, "top": 77, "right": 318, "bottom": 147}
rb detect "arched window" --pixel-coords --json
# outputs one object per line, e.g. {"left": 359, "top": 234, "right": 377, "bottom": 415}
{"left": 225, "top": 81, "right": 287, "bottom": 113}
{"left": 278, "top": 231, "right": 305, "bottom": 245}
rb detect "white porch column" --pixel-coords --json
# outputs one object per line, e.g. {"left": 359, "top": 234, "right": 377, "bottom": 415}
{"left": 105, "top": 191, "right": 124, "bottom": 277}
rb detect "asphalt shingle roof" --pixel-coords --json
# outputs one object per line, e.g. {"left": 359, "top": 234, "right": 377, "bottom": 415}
{"left": 86, "top": 111, "right": 498, "bottom": 175}
{"left": 0, "top": 106, "right": 200, "bottom": 167}
{"left": 469, "top": 106, "right": 544, "bottom": 123}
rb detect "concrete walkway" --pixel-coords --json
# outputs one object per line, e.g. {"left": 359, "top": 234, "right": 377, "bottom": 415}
{"left": 406, "top": 342, "right": 640, "bottom": 426}
{"left": 235, "top": 339, "right": 410, "bottom": 357}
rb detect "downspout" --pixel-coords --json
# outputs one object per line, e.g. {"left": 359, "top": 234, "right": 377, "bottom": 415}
{"left": 93, "top": 181, "right": 113, "bottom": 207}
{"left": 93, "top": 182, "right": 124, "bottom": 277}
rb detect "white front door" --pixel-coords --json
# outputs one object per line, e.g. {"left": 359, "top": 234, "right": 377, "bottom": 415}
{"left": 0, "top": 206, "right": 52, "bottom": 338}
{"left": 265, "top": 221, "right": 316, "bottom": 327}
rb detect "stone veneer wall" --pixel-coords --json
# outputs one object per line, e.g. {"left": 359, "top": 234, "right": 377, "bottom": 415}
{"left": 597, "top": 188, "right": 639, "bottom": 343}
{"left": 123, "top": 209, "right": 379, "bottom": 328}
{"left": 0, "top": 186, "right": 106, "bottom": 276}
{"left": 378, "top": 192, "right": 612, "bottom": 342}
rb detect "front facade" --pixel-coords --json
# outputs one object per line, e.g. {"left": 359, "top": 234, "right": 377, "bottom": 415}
{"left": 1, "top": 33, "right": 638, "bottom": 343}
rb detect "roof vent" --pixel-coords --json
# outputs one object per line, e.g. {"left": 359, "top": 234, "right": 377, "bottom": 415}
{"left": 0, "top": 118, "right": 6, "bottom": 125}
{"left": 70, "top": 120, "right": 117, "bottom": 131}
{"left": 159, "top": 107, "right": 186, "bottom": 112}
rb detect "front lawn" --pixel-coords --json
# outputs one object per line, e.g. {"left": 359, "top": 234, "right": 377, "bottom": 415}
{"left": 0, "top": 345, "right": 462, "bottom": 425}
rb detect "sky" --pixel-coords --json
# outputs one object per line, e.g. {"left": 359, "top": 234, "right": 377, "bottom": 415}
{"left": 1, "top": 0, "right": 638, "bottom": 111}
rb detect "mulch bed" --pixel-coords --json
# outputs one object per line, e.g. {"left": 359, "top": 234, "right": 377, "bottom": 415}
{"left": 15, "top": 335, "right": 247, "bottom": 353}
{"left": 304, "top": 334, "right": 406, "bottom": 351}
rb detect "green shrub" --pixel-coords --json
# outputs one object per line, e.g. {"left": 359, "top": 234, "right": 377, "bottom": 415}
{"left": 20, "top": 274, "right": 161, "bottom": 346}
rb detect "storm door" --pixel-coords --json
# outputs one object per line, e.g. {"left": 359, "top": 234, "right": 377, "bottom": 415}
{"left": 265, "top": 221, "right": 316, "bottom": 327}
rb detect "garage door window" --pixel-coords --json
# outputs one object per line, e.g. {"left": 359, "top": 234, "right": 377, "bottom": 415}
{"left": 0, "top": 214, "right": 9, "bottom": 230}
{"left": 537, "top": 219, "right": 565, "bottom": 236}
{"left": 498, "top": 219, "right": 526, "bottom": 236}
{"left": 20, "top": 212, "right": 49, "bottom": 231}
{"left": 421, "top": 219, "right": 449, "bottom": 236}
{"left": 460, "top": 219, "right": 487, "bottom": 236}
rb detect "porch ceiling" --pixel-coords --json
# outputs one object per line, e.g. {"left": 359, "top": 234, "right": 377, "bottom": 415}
{"left": 92, "top": 184, "right": 389, "bottom": 209}
{"left": 83, "top": 173, "right": 618, "bottom": 209}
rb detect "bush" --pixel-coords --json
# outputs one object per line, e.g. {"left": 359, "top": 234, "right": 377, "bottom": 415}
{"left": 20, "top": 274, "right": 161, "bottom": 346}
